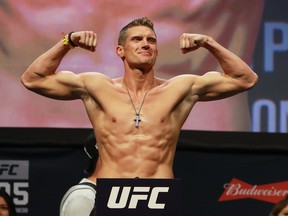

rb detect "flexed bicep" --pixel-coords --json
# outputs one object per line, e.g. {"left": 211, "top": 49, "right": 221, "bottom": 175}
{"left": 23, "top": 70, "right": 86, "bottom": 100}
{"left": 179, "top": 33, "right": 258, "bottom": 101}
{"left": 193, "top": 71, "right": 246, "bottom": 101}
{"left": 21, "top": 30, "right": 99, "bottom": 100}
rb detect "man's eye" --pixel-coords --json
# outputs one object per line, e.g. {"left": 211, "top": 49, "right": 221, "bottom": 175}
{"left": 132, "top": 37, "right": 141, "bottom": 41}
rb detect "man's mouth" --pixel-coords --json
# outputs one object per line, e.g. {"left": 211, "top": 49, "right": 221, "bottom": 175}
{"left": 139, "top": 51, "right": 151, "bottom": 56}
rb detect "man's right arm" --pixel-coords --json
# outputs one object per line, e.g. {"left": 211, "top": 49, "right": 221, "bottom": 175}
{"left": 21, "top": 31, "right": 97, "bottom": 100}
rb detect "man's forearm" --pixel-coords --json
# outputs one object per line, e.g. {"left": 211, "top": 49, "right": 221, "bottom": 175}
{"left": 21, "top": 40, "right": 72, "bottom": 84}
{"left": 204, "top": 37, "right": 256, "bottom": 80}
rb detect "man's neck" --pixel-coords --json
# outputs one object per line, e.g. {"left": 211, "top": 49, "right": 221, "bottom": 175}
{"left": 123, "top": 68, "right": 156, "bottom": 93}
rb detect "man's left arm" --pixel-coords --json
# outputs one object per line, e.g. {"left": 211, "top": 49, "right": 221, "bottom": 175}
{"left": 180, "top": 33, "right": 258, "bottom": 101}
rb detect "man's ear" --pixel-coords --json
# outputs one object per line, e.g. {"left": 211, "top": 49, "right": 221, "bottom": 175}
{"left": 116, "top": 45, "right": 124, "bottom": 58}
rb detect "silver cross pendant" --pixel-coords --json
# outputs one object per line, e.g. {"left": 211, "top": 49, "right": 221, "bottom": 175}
{"left": 134, "top": 114, "right": 141, "bottom": 128}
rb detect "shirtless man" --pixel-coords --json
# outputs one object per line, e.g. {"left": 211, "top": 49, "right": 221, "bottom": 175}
{"left": 21, "top": 17, "right": 258, "bottom": 179}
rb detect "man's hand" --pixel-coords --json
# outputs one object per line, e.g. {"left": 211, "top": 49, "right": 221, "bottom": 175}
{"left": 180, "top": 33, "right": 208, "bottom": 54}
{"left": 70, "top": 31, "right": 97, "bottom": 52}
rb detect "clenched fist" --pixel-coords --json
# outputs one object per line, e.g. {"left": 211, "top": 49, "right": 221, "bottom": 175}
{"left": 70, "top": 31, "right": 97, "bottom": 52}
{"left": 180, "top": 33, "right": 209, "bottom": 54}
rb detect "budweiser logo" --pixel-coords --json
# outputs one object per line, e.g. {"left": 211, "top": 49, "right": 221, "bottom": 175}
{"left": 219, "top": 178, "right": 288, "bottom": 203}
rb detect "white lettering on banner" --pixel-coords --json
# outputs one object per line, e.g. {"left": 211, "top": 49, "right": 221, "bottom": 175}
{"left": 252, "top": 99, "right": 276, "bottom": 132}
{"left": 0, "top": 182, "right": 29, "bottom": 205}
{"left": 0, "top": 160, "right": 30, "bottom": 214}
{"left": 148, "top": 187, "right": 169, "bottom": 209}
{"left": 264, "top": 22, "right": 288, "bottom": 72}
{"left": 129, "top": 187, "right": 149, "bottom": 209}
{"left": 252, "top": 99, "right": 288, "bottom": 133}
{"left": 224, "top": 183, "right": 288, "bottom": 197}
{"left": 0, "top": 182, "right": 10, "bottom": 193}
{"left": 107, "top": 186, "right": 130, "bottom": 208}
{"left": 219, "top": 178, "right": 288, "bottom": 203}
{"left": 280, "top": 101, "right": 288, "bottom": 132}
{"left": 13, "top": 183, "right": 29, "bottom": 205}
{"left": 107, "top": 186, "right": 169, "bottom": 209}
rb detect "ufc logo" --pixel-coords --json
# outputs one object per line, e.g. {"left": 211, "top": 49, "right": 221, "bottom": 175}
{"left": 107, "top": 186, "right": 169, "bottom": 209}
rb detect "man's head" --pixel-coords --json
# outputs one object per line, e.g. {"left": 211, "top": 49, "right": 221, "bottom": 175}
{"left": 118, "top": 17, "right": 156, "bottom": 46}
{"left": 116, "top": 17, "right": 158, "bottom": 69}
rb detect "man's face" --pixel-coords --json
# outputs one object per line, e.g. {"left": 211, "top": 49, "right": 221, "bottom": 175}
{"left": 119, "top": 26, "right": 158, "bottom": 70}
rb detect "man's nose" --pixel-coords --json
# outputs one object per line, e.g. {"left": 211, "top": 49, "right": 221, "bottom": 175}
{"left": 141, "top": 39, "right": 150, "bottom": 48}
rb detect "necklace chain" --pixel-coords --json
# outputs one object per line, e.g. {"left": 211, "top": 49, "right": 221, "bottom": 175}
{"left": 125, "top": 87, "right": 150, "bottom": 128}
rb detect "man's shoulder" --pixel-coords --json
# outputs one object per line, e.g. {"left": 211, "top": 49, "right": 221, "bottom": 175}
{"left": 170, "top": 74, "right": 197, "bottom": 80}
{"left": 81, "top": 72, "right": 111, "bottom": 81}
{"left": 81, "top": 72, "right": 116, "bottom": 89}
{"left": 164, "top": 74, "right": 197, "bottom": 86}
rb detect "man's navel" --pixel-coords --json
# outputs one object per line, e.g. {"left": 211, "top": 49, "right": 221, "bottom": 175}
{"left": 112, "top": 117, "right": 117, "bottom": 123}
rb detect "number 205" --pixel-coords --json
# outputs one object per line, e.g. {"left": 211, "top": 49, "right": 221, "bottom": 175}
{"left": 0, "top": 182, "right": 29, "bottom": 205}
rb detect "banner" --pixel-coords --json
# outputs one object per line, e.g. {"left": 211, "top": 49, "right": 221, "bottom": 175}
{"left": 1, "top": 128, "right": 287, "bottom": 216}
{"left": 1, "top": 0, "right": 287, "bottom": 133}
